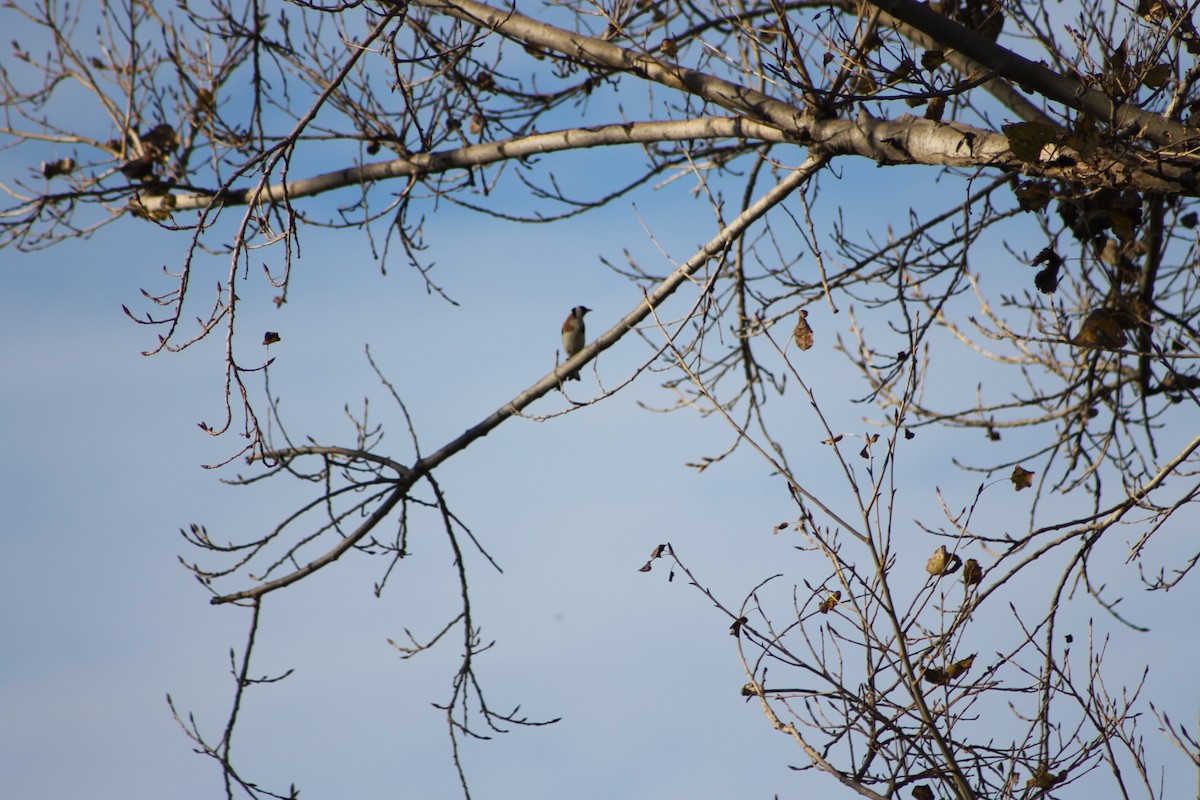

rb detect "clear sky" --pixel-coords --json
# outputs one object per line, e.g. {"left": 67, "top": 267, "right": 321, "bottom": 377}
{"left": 2, "top": 4, "right": 1198, "bottom": 800}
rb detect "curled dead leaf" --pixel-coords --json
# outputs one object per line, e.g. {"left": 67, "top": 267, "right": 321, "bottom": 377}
{"left": 1027, "top": 767, "right": 1067, "bottom": 790}
{"left": 1002, "top": 121, "right": 1057, "bottom": 162}
{"left": 1072, "top": 309, "right": 1128, "bottom": 349}
{"left": 924, "top": 96, "right": 946, "bottom": 122}
{"left": 962, "top": 558, "right": 983, "bottom": 585}
{"left": 925, "top": 545, "right": 962, "bottom": 576}
{"left": 792, "top": 309, "right": 814, "bottom": 350}
{"left": 922, "top": 665, "right": 949, "bottom": 685}
{"left": 818, "top": 591, "right": 842, "bottom": 614}
{"left": 1010, "top": 465, "right": 1035, "bottom": 491}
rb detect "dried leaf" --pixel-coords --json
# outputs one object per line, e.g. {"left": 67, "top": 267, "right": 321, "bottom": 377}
{"left": 1010, "top": 465, "right": 1035, "bottom": 491}
{"left": 659, "top": 38, "right": 678, "bottom": 57}
{"left": 924, "top": 96, "right": 946, "bottom": 122}
{"left": 141, "top": 123, "right": 179, "bottom": 153}
{"left": 730, "top": 616, "right": 748, "bottom": 636}
{"left": 1030, "top": 247, "right": 1062, "bottom": 268}
{"left": 1003, "top": 121, "right": 1056, "bottom": 163}
{"left": 792, "top": 309, "right": 814, "bottom": 350}
{"left": 1034, "top": 265, "right": 1060, "bottom": 294}
{"left": 40, "top": 157, "right": 76, "bottom": 179}
{"left": 1027, "top": 767, "right": 1067, "bottom": 790}
{"left": 921, "top": 49, "right": 946, "bottom": 70}
{"left": 822, "top": 435, "right": 844, "bottom": 445}
{"left": 473, "top": 71, "right": 495, "bottom": 91}
{"left": 922, "top": 666, "right": 949, "bottom": 685}
{"left": 912, "top": 785, "right": 934, "bottom": 800}
{"left": 925, "top": 545, "right": 961, "bottom": 575}
{"left": 1014, "top": 180, "right": 1052, "bottom": 212}
{"left": 1072, "top": 308, "right": 1128, "bottom": 349}
{"left": 194, "top": 87, "right": 215, "bottom": 115}
{"left": 818, "top": 591, "right": 842, "bottom": 614}
{"left": 962, "top": 558, "right": 983, "bottom": 585}
{"left": 1141, "top": 62, "right": 1172, "bottom": 88}
{"left": 887, "top": 58, "right": 915, "bottom": 83}
{"left": 262, "top": 331, "right": 281, "bottom": 345}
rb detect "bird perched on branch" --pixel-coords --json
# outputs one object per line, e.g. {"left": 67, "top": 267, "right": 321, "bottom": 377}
{"left": 561, "top": 305, "right": 591, "bottom": 380}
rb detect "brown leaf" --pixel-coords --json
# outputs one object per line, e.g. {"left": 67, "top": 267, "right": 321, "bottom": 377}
{"left": 922, "top": 666, "right": 949, "bottom": 685}
{"left": 262, "top": 331, "right": 281, "bottom": 346}
{"left": 1141, "top": 62, "right": 1172, "bottom": 88}
{"left": 822, "top": 435, "right": 843, "bottom": 445}
{"left": 962, "top": 558, "right": 983, "bottom": 585}
{"left": 1003, "top": 121, "right": 1057, "bottom": 163}
{"left": 924, "top": 96, "right": 946, "bottom": 122}
{"left": 659, "top": 38, "right": 678, "bottom": 57}
{"left": 1072, "top": 309, "right": 1128, "bottom": 349}
{"left": 912, "top": 785, "right": 935, "bottom": 800}
{"left": 1034, "top": 265, "right": 1060, "bottom": 294}
{"left": 792, "top": 309, "right": 814, "bottom": 350}
{"left": 141, "top": 123, "right": 179, "bottom": 154}
{"left": 1030, "top": 246, "right": 1062, "bottom": 268}
{"left": 921, "top": 50, "right": 946, "bottom": 70}
{"left": 887, "top": 58, "right": 915, "bottom": 83}
{"left": 194, "top": 88, "right": 215, "bottom": 115}
{"left": 40, "top": 157, "right": 76, "bottom": 179}
{"left": 1010, "top": 465, "right": 1035, "bottom": 491}
{"left": 730, "top": 616, "right": 748, "bottom": 636}
{"left": 120, "top": 153, "right": 157, "bottom": 181}
{"left": 473, "top": 71, "right": 495, "bottom": 91}
{"left": 1014, "top": 180, "right": 1052, "bottom": 212}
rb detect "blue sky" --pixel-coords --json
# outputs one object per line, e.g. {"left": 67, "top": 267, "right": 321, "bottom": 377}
{"left": 3, "top": 5, "right": 1199, "bottom": 800}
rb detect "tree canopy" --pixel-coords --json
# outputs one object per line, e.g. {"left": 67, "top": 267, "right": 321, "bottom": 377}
{"left": 4, "top": 0, "right": 1200, "bottom": 797}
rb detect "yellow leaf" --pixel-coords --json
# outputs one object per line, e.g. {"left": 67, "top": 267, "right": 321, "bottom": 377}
{"left": 945, "top": 654, "right": 975, "bottom": 679}
{"left": 1027, "top": 766, "right": 1067, "bottom": 790}
{"left": 926, "top": 545, "right": 961, "bottom": 575}
{"left": 818, "top": 591, "right": 842, "bottom": 614}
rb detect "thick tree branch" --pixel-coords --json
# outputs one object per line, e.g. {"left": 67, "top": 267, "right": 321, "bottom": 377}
{"left": 863, "top": 0, "right": 1200, "bottom": 149}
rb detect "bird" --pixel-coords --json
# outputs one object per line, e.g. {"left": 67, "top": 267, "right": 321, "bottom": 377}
{"left": 561, "top": 305, "right": 591, "bottom": 381}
